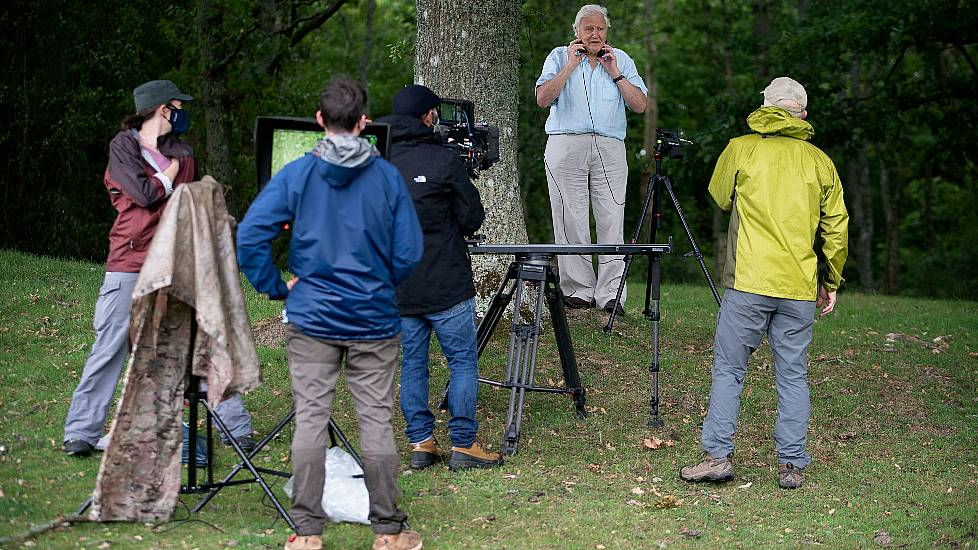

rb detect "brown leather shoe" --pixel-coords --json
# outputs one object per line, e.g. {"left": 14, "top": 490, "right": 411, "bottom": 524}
{"left": 410, "top": 436, "right": 445, "bottom": 469}
{"left": 372, "top": 529, "right": 422, "bottom": 550}
{"left": 679, "top": 454, "right": 734, "bottom": 482}
{"left": 448, "top": 441, "right": 503, "bottom": 471}
{"left": 284, "top": 534, "right": 322, "bottom": 550}
{"left": 778, "top": 462, "right": 804, "bottom": 489}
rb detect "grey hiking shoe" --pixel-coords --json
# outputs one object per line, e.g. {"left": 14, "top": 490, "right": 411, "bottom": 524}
{"left": 778, "top": 462, "right": 804, "bottom": 489}
{"left": 679, "top": 454, "right": 734, "bottom": 482}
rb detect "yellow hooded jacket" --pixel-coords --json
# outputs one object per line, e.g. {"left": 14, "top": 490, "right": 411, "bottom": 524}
{"left": 709, "top": 107, "right": 849, "bottom": 301}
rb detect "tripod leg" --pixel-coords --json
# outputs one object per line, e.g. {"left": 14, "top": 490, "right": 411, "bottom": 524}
{"left": 439, "top": 263, "right": 517, "bottom": 411}
{"left": 502, "top": 274, "right": 529, "bottom": 455}
{"left": 509, "top": 276, "right": 548, "bottom": 455}
{"left": 545, "top": 270, "right": 586, "bottom": 416}
{"left": 648, "top": 253, "right": 663, "bottom": 428}
{"left": 605, "top": 174, "right": 661, "bottom": 334}
{"left": 662, "top": 176, "right": 722, "bottom": 307}
{"left": 194, "top": 401, "right": 296, "bottom": 530}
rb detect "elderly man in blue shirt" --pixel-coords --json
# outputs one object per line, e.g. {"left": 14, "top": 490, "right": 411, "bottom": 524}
{"left": 536, "top": 3, "right": 647, "bottom": 314}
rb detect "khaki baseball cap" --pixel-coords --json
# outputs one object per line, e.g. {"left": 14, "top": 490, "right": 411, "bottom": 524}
{"left": 761, "top": 76, "right": 807, "bottom": 116}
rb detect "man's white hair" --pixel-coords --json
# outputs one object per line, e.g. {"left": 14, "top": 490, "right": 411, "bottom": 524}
{"left": 573, "top": 4, "right": 610, "bottom": 33}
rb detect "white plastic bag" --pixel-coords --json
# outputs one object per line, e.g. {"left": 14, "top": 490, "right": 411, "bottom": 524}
{"left": 283, "top": 446, "right": 370, "bottom": 525}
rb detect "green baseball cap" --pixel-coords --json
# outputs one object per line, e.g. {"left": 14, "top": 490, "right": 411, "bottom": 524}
{"left": 133, "top": 80, "right": 194, "bottom": 112}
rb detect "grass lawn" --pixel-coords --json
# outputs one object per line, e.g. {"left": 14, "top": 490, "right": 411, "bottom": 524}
{"left": 0, "top": 249, "right": 975, "bottom": 549}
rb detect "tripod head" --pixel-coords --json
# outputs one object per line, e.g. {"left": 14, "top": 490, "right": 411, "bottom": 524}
{"left": 653, "top": 128, "right": 690, "bottom": 159}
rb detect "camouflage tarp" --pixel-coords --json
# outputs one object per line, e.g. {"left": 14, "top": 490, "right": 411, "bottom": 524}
{"left": 91, "top": 177, "right": 262, "bottom": 521}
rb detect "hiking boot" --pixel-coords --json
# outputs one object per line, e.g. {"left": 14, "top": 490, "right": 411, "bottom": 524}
{"left": 373, "top": 529, "right": 422, "bottom": 550}
{"left": 284, "top": 534, "right": 322, "bottom": 550}
{"left": 602, "top": 300, "right": 625, "bottom": 315}
{"left": 448, "top": 441, "right": 503, "bottom": 471}
{"left": 778, "top": 462, "right": 804, "bottom": 489}
{"left": 225, "top": 435, "right": 258, "bottom": 454}
{"left": 679, "top": 454, "right": 734, "bottom": 482}
{"left": 563, "top": 296, "right": 592, "bottom": 309}
{"left": 64, "top": 439, "right": 94, "bottom": 458}
{"left": 410, "top": 436, "right": 445, "bottom": 470}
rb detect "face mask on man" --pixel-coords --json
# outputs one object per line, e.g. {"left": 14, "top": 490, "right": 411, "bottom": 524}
{"left": 166, "top": 104, "right": 190, "bottom": 135}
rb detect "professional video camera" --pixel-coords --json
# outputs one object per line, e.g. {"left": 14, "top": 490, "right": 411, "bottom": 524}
{"left": 435, "top": 98, "right": 500, "bottom": 178}
{"left": 654, "top": 128, "right": 691, "bottom": 159}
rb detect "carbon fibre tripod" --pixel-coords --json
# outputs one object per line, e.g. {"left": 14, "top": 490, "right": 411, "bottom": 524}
{"left": 603, "top": 130, "right": 721, "bottom": 427}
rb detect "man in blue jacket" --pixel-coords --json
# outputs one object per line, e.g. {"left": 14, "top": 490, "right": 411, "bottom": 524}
{"left": 237, "top": 77, "right": 424, "bottom": 550}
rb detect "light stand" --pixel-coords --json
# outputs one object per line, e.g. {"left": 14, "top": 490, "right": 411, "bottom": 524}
{"left": 603, "top": 131, "right": 721, "bottom": 427}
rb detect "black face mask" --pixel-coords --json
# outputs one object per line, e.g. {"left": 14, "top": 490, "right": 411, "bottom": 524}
{"left": 166, "top": 104, "right": 189, "bottom": 135}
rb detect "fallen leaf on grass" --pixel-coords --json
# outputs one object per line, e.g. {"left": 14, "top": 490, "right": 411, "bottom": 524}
{"left": 680, "top": 528, "right": 702, "bottom": 539}
{"left": 631, "top": 487, "right": 646, "bottom": 495}
{"left": 625, "top": 499, "right": 643, "bottom": 506}
{"left": 643, "top": 437, "right": 675, "bottom": 449}
{"left": 655, "top": 495, "right": 683, "bottom": 509}
{"left": 737, "top": 481, "right": 753, "bottom": 489}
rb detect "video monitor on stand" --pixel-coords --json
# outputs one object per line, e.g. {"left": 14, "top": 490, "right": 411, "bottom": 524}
{"left": 254, "top": 116, "right": 391, "bottom": 189}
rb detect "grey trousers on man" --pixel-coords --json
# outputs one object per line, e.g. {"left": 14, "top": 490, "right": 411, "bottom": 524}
{"left": 700, "top": 288, "right": 816, "bottom": 469}
{"left": 64, "top": 271, "right": 252, "bottom": 446}
{"left": 286, "top": 326, "right": 407, "bottom": 536}
{"left": 545, "top": 133, "right": 628, "bottom": 307}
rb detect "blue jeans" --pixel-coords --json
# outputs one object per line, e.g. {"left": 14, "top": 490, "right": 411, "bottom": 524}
{"left": 400, "top": 298, "right": 479, "bottom": 447}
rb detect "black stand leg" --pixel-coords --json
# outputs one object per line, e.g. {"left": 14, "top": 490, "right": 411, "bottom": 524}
{"left": 601, "top": 147, "right": 722, "bottom": 429}
{"left": 473, "top": 253, "right": 586, "bottom": 455}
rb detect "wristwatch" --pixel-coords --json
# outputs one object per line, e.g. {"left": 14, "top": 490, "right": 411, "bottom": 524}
{"left": 612, "top": 74, "right": 625, "bottom": 83}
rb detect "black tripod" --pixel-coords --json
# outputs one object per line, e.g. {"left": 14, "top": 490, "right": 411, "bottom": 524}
{"left": 470, "top": 252, "right": 586, "bottom": 455}
{"left": 604, "top": 132, "right": 721, "bottom": 427}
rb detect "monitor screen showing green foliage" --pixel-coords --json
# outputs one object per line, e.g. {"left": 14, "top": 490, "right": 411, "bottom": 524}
{"left": 271, "top": 129, "right": 322, "bottom": 179}
{"left": 255, "top": 117, "right": 391, "bottom": 189}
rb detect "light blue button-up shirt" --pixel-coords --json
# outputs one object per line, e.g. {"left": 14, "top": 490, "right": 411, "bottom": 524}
{"left": 535, "top": 46, "right": 648, "bottom": 141}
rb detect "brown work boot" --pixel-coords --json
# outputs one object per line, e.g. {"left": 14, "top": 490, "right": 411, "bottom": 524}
{"left": 373, "top": 529, "right": 422, "bottom": 550}
{"left": 448, "top": 441, "right": 503, "bottom": 471}
{"left": 410, "top": 436, "right": 445, "bottom": 470}
{"left": 778, "top": 462, "right": 804, "bottom": 489}
{"left": 679, "top": 454, "right": 734, "bottom": 482}
{"left": 284, "top": 534, "right": 322, "bottom": 550}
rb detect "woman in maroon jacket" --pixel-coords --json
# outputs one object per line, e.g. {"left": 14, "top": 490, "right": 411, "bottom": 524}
{"left": 63, "top": 80, "right": 254, "bottom": 457}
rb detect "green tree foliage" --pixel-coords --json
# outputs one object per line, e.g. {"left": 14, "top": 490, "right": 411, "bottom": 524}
{"left": 0, "top": 0, "right": 185, "bottom": 261}
{"left": 2, "top": 0, "right": 976, "bottom": 298}
{"left": 520, "top": 0, "right": 978, "bottom": 299}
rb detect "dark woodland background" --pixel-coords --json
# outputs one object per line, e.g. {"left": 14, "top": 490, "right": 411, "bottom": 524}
{"left": 2, "top": 0, "right": 976, "bottom": 299}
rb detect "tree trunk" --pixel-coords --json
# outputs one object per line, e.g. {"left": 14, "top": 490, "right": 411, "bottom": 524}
{"left": 359, "top": 0, "right": 376, "bottom": 96}
{"left": 880, "top": 159, "right": 901, "bottom": 294}
{"left": 639, "top": 0, "right": 659, "bottom": 240}
{"left": 847, "top": 145, "right": 875, "bottom": 291}
{"left": 415, "top": 0, "right": 527, "bottom": 308}
{"left": 195, "top": 0, "right": 235, "bottom": 192}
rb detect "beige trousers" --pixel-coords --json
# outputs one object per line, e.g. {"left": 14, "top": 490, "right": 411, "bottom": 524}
{"left": 544, "top": 133, "right": 628, "bottom": 307}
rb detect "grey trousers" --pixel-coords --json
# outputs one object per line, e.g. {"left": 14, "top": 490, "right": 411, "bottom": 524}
{"left": 286, "top": 326, "right": 407, "bottom": 536}
{"left": 700, "top": 288, "right": 816, "bottom": 469}
{"left": 545, "top": 133, "right": 628, "bottom": 307}
{"left": 64, "top": 271, "right": 252, "bottom": 445}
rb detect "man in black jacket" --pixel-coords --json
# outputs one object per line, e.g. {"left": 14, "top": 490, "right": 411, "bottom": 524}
{"left": 377, "top": 85, "right": 503, "bottom": 471}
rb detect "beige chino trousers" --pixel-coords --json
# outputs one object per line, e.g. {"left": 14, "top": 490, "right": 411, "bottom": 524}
{"left": 545, "top": 133, "right": 628, "bottom": 308}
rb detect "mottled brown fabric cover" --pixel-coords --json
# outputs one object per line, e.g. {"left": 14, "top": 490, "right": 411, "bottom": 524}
{"left": 91, "top": 177, "right": 262, "bottom": 521}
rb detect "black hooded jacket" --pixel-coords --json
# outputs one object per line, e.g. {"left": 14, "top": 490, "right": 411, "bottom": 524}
{"left": 376, "top": 114, "right": 485, "bottom": 315}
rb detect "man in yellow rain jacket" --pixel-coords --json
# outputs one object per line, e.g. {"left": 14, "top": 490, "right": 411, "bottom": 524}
{"left": 680, "top": 77, "right": 848, "bottom": 489}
